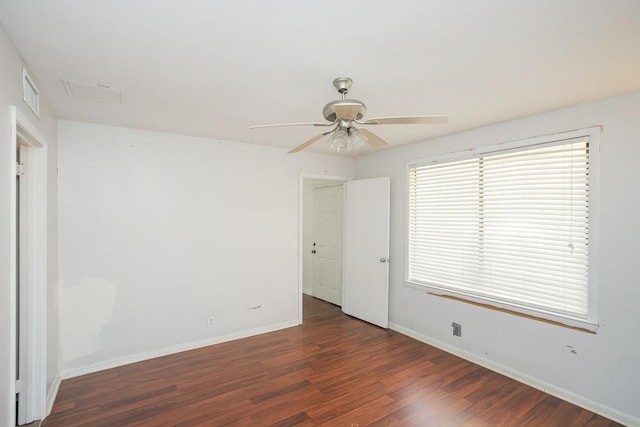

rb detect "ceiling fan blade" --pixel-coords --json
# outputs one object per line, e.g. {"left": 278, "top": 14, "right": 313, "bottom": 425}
{"left": 288, "top": 130, "right": 332, "bottom": 154}
{"left": 359, "top": 128, "right": 388, "bottom": 148}
{"left": 362, "top": 115, "right": 449, "bottom": 125}
{"left": 250, "top": 122, "right": 334, "bottom": 129}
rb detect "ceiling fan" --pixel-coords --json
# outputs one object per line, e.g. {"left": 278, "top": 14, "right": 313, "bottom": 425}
{"left": 251, "top": 77, "right": 448, "bottom": 155}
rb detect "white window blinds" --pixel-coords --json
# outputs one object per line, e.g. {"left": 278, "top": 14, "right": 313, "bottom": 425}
{"left": 408, "top": 137, "right": 592, "bottom": 323}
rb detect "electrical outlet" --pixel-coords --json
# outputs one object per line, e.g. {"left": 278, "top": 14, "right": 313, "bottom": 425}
{"left": 452, "top": 322, "right": 461, "bottom": 337}
{"left": 207, "top": 317, "right": 215, "bottom": 328}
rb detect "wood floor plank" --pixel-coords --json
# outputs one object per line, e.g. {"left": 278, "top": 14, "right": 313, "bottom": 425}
{"left": 43, "top": 295, "right": 623, "bottom": 426}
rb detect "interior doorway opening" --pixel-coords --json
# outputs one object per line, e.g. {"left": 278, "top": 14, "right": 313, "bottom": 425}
{"left": 298, "top": 174, "right": 349, "bottom": 323}
{"left": 10, "top": 106, "right": 48, "bottom": 426}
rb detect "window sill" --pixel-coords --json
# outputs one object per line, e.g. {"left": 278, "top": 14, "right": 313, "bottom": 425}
{"left": 403, "top": 281, "right": 598, "bottom": 334}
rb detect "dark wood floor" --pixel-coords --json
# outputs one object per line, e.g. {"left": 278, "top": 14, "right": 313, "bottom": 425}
{"left": 43, "top": 295, "right": 621, "bottom": 426}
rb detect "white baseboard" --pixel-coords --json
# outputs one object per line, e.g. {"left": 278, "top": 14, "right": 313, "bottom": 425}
{"left": 45, "top": 374, "right": 62, "bottom": 417}
{"left": 59, "top": 320, "right": 299, "bottom": 380}
{"left": 389, "top": 322, "right": 638, "bottom": 427}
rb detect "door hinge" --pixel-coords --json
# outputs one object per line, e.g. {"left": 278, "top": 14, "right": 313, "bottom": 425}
{"left": 16, "top": 161, "right": 26, "bottom": 176}
{"left": 15, "top": 378, "right": 23, "bottom": 393}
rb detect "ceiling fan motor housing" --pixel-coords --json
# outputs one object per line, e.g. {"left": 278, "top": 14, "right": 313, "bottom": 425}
{"left": 323, "top": 77, "right": 366, "bottom": 123}
{"left": 322, "top": 99, "right": 366, "bottom": 122}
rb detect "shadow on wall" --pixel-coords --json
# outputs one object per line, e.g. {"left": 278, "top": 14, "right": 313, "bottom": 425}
{"left": 59, "top": 277, "right": 117, "bottom": 363}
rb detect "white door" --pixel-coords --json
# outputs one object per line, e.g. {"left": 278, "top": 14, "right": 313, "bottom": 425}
{"left": 16, "top": 142, "right": 29, "bottom": 425}
{"left": 311, "top": 185, "right": 343, "bottom": 305}
{"left": 342, "top": 177, "right": 390, "bottom": 328}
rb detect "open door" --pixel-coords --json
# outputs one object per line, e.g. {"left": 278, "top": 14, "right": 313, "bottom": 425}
{"left": 342, "top": 177, "right": 390, "bottom": 328}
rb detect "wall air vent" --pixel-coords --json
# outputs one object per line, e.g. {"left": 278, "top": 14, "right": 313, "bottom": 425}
{"left": 63, "top": 79, "right": 122, "bottom": 105}
{"left": 23, "top": 68, "right": 40, "bottom": 117}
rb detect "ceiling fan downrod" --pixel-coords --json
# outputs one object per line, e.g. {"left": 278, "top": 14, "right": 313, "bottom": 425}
{"left": 332, "top": 77, "right": 352, "bottom": 99}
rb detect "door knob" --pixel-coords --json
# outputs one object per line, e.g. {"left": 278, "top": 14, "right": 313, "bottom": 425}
{"left": 311, "top": 250, "right": 316, "bottom": 254}
{"left": 379, "top": 257, "right": 388, "bottom": 263}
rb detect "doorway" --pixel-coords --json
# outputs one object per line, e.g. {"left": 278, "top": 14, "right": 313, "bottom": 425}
{"left": 299, "top": 174, "right": 349, "bottom": 322}
{"left": 10, "top": 106, "right": 48, "bottom": 426}
{"left": 298, "top": 174, "right": 391, "bottom": 329}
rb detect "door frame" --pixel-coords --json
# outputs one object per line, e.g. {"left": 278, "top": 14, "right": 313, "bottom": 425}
{"left": 297, "top": 173, "right": 351, "bottom": 324}
{"left": 9, "top": 106, "right": 48, "bottom": 425}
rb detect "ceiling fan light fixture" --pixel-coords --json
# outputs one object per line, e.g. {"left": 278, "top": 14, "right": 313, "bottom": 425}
{"left": 328, "top": 128, "right": 349, "bottom": 151}
{"left": 348, "top": 127, "right": 368, "bottom": 149}
{"left": 327, "top": 126, "right": 369, "bottom": 153}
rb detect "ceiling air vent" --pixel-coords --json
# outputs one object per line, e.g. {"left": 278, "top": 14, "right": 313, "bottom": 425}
{"left": 63, "top": 79, "right": 122, "bottom": 104}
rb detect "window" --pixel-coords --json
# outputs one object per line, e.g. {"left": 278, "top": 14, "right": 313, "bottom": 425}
{"left": 407, "top": 129, "right": 598, "bottom": 330}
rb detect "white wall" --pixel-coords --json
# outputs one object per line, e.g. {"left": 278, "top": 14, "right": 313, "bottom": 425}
{"left": 57, "top": 121, "right": 355, "bottom": 375}
{"left": 355, "top": 91, "right": 640, "bottom": 425}
{"left": 0, "top": 25, "right": 58, "bottom": 427}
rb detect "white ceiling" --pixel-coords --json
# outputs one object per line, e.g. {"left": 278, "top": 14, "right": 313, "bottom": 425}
{"left": 1, "top": 1, "right": 640, "bottom": 155}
